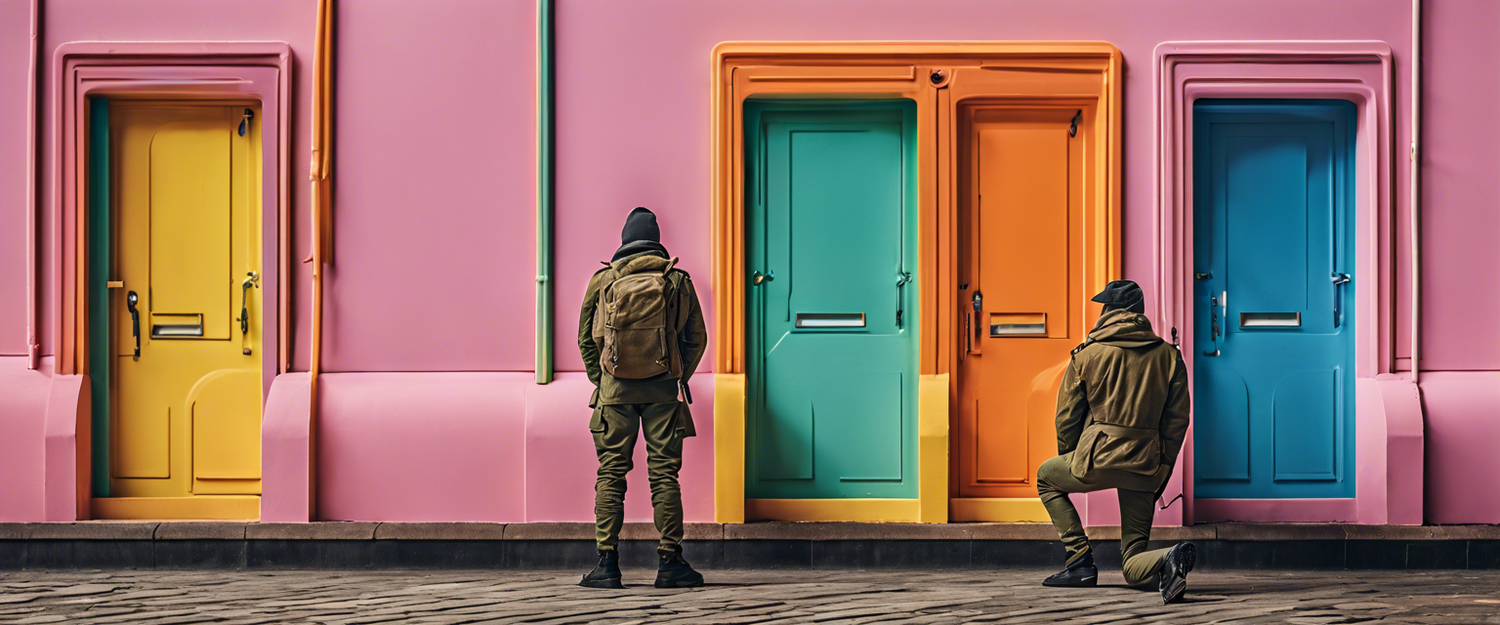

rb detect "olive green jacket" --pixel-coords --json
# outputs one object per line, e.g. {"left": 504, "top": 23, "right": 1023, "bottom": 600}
{"left": 578, "top": 253, "right": 707, "bottom": 435}
{"left": 1055, "top": 309, "right": 1191, "bottom": 491}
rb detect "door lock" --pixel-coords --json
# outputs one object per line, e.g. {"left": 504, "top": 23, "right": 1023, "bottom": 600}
{"left": 237, "top": 271, "right": 260, "bottom": 335}
{"left": 751, "top": 270, "right": 774, "bottom": 286}
{"left": 126, "top": 291, "right": 141, "bottom": 358}
{"left": 1331, "top": 272, "right": 1351, "bottom": 327}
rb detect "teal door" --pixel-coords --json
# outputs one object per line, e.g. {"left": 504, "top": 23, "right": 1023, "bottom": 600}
{"left": 1192, "top": 100, "right": 1356, "bottom": 500}
{"left": 745, "top": 102, "right": 918, "bottom": 499}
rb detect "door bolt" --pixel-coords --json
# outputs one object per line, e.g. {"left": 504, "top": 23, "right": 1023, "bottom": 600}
{"left": 929, "top": 69, "right": 948, "bottom": 87}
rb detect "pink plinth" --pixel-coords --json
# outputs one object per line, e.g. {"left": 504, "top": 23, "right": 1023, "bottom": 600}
{"left": 525, "top": 373, "right": 715, "bottom": 523}
{"left": 260, "top": 372, "right": 312, "bottom": 522}
{"left": 1420, "top": 372, "right": 1500, "bottom": 524}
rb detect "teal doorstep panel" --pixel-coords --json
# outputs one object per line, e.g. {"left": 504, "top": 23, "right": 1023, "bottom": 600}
{"left": 1192, "top": 100, "right": 1357, "bottom": 500}
{"left": 744, "top": 101, "right": 919, "bottom": 499}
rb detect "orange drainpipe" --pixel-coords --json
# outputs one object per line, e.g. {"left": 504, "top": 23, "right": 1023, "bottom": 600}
{"left": 303, "top": 0, "right": 333, "bottom": 515}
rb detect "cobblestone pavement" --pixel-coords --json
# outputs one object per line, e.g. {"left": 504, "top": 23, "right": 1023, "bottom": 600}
{"left": 2, "top": 569, "right": 1498, "bottom": 624}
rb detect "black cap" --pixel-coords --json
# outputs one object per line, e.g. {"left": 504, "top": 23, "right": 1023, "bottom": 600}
{"left": 1091, "top": 280, "right": 1145, "bottom": 313}
{"left": 620, "top": 207, "right": 660, "bottom": 245}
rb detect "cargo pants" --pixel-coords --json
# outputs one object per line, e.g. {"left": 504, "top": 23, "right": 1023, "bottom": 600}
{"left": 592, "top": 402, "right": 686, "bottom": 554}
{"left": 1036, "top": 453, "right": 1174, "bottom": 588}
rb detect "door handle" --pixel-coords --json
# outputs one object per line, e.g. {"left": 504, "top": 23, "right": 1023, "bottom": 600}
{"left": 126, "top": 291, "right": 141, "bottom": 358}
{"left": 1203, "top": 295, "right": 1220, "bottom": 357}
{"left": 237, "top": 271, "right": 260, "bottom": 335}
{"left": 752, "top": 270, "right": 774, "bottom": 286}
{"left": 1331, "top": 272, "right": 1351, "bottom": 328}
{"left": 895, "top": 270, "right": 911, "bottom": 327}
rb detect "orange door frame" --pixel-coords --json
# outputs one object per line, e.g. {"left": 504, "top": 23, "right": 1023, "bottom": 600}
{"left": 712, "top": 42, "right": 1121, "bottom": 524}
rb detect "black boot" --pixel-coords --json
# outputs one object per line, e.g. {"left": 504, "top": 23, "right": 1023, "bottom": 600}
{"left": 579, "top": 550, "right": 623, "bottom": 589}
{"left": 654, "top": 550, "right": 704, "bottom": 589}
{"left": 1158, "top": 542, "right": 1197, "bottom": 604}
{"left": 1042, "top": 552, "right": 1098, "bottom": 587}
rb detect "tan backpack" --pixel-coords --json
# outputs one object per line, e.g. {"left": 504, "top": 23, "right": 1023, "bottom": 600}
{"left": 593, "top": 257, "right": 686, "bottom": 380}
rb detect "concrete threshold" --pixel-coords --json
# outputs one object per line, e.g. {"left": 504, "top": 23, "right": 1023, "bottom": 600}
{"left": 2, "top": 522, "right": 1497, "bottom": 570}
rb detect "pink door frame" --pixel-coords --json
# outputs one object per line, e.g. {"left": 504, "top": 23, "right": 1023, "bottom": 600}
{"left": 1153, "top": 41, "right": 1423, "bottom": 525}
{"left": 41, "top": 42, "right": 292, "bottom": 519}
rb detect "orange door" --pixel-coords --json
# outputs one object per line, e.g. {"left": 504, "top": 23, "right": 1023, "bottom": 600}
{"left": 954, "top": 107, "right": 1086, "bottom": 509}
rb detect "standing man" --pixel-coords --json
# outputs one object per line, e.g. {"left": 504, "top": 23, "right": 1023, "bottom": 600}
{"left": 577, "top": 207, "right": 708, "bottom": 590}
{"left": 1036, "top": 280, "right": 1196, "bottom": 604}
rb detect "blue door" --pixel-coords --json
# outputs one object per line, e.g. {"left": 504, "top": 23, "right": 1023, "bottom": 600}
{"left": 1192, "top": 100, "right": 1356, "bottom": 500}
{"left": 744, "top": 102, "right": 919, "bottom": 500}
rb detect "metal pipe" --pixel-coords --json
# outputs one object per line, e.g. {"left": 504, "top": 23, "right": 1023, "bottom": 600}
{"left": 305, "top": 0, "right": 332, "bottom": 517}
{"left": 535, "top": 0, "right": 554, "bottom": 384}
{"left": 1410, "top": 0, "right": 1421, "bottom": 382}
{"left": 25, "top": 0, "right": 39, "bottom": 368}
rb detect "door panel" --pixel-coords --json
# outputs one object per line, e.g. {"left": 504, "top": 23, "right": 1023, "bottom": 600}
{"left": 746, "top": 103, "right": 917, "bottom": 500}
{"left": 1193, "top": 100, "right": 1355, "bottom": 500}
{"left": 956, "top": 108, "right": 1084, "bottom": 500}
{"left": 107, "top": 103, "right": 263, "bottom": 503}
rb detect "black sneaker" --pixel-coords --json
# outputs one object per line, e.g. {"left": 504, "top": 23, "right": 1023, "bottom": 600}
{"left": 579, "top": 549, "right": 623, "bottom": 589}
{"left": 1158, "top": 542, "right": 1197, "bottom": 604}
{"left": 654, "top": 550, "right": 704, "bottom": 588}
{"left": 1042, "top": 552, "right": 1099, "bottom": 587}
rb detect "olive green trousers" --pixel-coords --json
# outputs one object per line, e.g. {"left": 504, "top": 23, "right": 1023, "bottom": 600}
{"left": 592, "top": 402, "right": 685, "bottom": 553}
{"left": 1036, "top": 454, "right": 1173, "bottom": 588}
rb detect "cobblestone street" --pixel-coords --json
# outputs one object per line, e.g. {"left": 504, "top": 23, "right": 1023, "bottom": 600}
{"left": 2, "top": 568, "right": 1498, "bottom": 624}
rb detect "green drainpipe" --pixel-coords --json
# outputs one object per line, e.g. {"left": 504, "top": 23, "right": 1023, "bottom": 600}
{"left": 535, "top": 0, "right": 554, "bottom": 384}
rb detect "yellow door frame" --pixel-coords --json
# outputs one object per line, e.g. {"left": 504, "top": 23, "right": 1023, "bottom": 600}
{"left": 711, "top": 42, "right": 1121, "bottom": 524}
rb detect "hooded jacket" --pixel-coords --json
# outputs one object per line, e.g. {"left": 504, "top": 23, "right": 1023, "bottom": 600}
{"left": 1055, "top": 308, "right": 1191, "bottom": 491}
{"left": 577, "top": 253, "right": 707, "bottom": 430}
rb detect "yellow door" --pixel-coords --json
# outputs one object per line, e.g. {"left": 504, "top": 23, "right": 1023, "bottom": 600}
{"left": 97, "top": 103, "right": 263, "bottom": 520}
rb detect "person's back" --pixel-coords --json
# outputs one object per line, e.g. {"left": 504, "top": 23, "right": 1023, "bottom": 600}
{"left": 1037, "top": 280, "right": 1196, "bottom": 604}
{"left": 1058, "top": 309, "right": 1187, "bottom": 487}
{"left": 577, "top": 207, "right": 707, "bottom": 590}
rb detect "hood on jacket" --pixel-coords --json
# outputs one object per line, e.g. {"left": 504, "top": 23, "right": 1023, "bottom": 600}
{"left": 1088, "top": 308, "right": 1164, "bottom": 349}
{"left": 610, "top": 252, "right": 677, "bottom": 276}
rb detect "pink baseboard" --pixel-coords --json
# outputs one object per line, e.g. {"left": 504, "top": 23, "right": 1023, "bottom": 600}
{"left": 0, "top": 357, "right": 50, "bottom": 521}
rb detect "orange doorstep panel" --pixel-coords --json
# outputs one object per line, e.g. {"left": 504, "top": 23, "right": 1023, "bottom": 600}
{"left": 106, "top": 102, "right": 263, "bottom": 511}
{"left": 955, "top": 105, "right": 1089, "bottom": 500}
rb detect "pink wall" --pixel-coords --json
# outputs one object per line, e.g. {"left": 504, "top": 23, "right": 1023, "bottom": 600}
{"left": 0, "top": 0, "right": 29, "bottom": 357}
{"left": 1420, "top": 0, "right": 1500, "bottom": 371}
{"left": 549, "top": 0, "right": 1416, "bottom": 371}
{"left": 321, "top": 0, "right": 536, "bottom": 373}
{"left": 1, "top": 0, "right": 1497, "bottom": 525}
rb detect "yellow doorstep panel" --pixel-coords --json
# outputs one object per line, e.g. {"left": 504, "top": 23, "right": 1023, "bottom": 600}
{"left": 103, "top": 102, "right": 263, "bottom": 519}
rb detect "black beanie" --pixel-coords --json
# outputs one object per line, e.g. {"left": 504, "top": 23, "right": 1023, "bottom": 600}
{"left": 621, "top": 207, "right": 661, "bottom": 244}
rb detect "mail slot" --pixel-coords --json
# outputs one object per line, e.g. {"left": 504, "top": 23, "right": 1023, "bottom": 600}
{"left": 990, "top": 313, "right": 1047, "bottom": 337}
{"left": 151, "top": 313, "right": 205, "bottom": 338}
{"left": 795, "top": 312, "right": 866, "bottom": 328}
{"left": 1239, "top": 312, "right": 1301, "bottom": 328}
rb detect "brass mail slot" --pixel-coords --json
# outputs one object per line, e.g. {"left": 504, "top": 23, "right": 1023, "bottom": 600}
{"left": 795, "top": 313, "right": 866, "bottom": 328}
{"left": 1240, "top": 312, "right": 1301, "bottom": 328}
{"left": 991, "top": 313, "right": 1047, "bottom": 337}
{"left": 151, "top": 313, "right": 204, "bottom": 338}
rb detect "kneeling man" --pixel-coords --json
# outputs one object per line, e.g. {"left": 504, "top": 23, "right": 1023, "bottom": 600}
{"left": 1038, "top": 280, "right": 1196, "bottom": 604}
